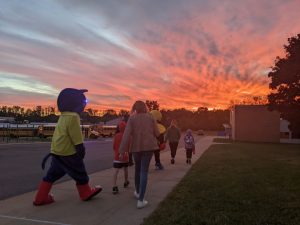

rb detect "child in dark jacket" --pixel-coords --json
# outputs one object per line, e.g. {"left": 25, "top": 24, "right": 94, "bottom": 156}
{"left": 165, "top": 120, "right": 181, "bottom": 164}
{"left": 112, "top": 121, "right": 130, "bottom": 194}
{"left": 184, "top": 129, "right": 195, "bottom": 164}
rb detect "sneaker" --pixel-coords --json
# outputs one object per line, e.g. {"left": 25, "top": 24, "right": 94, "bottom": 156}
{"left": 171, "top": 159, "right": 175, "bottom": 164}
{"left": 137, "top": 200, "right": 148, "bottom": 209}
{"left": 124, "top": 181, "right": 130, "bottom": 188}
{"left": 155, "top": 163, "right": 164, "bottom": 170}
{"left": 134, "top": 190, "right": 139, "bottom": 199}
{"left": 112, "top": 186, "right": 119, "bottom": 195}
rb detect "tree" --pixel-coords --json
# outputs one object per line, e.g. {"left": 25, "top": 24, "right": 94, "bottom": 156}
{"left": 119, "top": 109, "right": 129, "bottom": 117}
{"left": 145, "top": 100, "right": 159, "bottom": 111}
{"left": 252, "top": 96, "right": 268, "bottom": 105}
{"left": 86, "top": 108, "right": 94, "bottom": 116}
{"left": 102, "top": 109, "right": 118, "bottom": 123}
{"left": 197, "top": 107, "right": 208, "bottom": 112}
{"left": 268, "top": 33, "right": 300, "bottom": 138}
{"left": 49, "top": 106, "right": 56, "bottom": 115}
{"left": 229, "top": 96, "right": 268, "bottom": 108}
{"left": 25, "top": 108, "right": 33, "bottom": 116}
{"left": 12, "top": 106, "right": 21, "bottom": 114}
{"left": 0, "top": 106, "right": 8, "bottom": 116}
{"left": 35, "top": 106, "right": 42, "bottom": 117}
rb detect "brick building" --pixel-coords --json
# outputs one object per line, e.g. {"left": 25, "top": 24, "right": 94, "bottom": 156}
{"left": 230, "top": 105, "right": 280, "bottom": 143}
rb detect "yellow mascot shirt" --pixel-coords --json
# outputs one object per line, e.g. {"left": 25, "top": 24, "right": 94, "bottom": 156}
{"left": 51, "top": 112, "right": 83, "bottom": 156}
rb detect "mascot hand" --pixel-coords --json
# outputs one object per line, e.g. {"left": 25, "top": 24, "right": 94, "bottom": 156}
{"left": 75, "top": 143, "right": 86, "bottom": 159}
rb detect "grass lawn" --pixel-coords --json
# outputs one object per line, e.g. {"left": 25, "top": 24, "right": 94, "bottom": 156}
{"left": 142, "top": 142, "right": 300, "bottom": 225}
{"left": 212, "top": 137, "right": 233, "bottom": 143}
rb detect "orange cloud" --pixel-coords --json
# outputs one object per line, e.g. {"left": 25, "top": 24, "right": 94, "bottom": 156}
{"left": 0, "top": 0, "right": 299, "bottom": 111}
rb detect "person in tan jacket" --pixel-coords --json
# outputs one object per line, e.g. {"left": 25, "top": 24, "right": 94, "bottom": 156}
{"left": 119, "top": 100, "right": 159, "bottom": 209}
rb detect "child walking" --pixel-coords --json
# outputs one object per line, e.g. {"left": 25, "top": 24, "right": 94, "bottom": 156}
{"left": 112, "top": 121, "right": 130, "bottom": 194}
{"left": 184, "top": 129, "right": 195, "bottom": 164}
{"left": 165, "top": 119, "right": 181, "bottom": 164}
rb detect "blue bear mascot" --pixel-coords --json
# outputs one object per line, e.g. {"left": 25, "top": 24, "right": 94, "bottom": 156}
{"left": 33, "top": 88, "right": 102, "bottom": 206}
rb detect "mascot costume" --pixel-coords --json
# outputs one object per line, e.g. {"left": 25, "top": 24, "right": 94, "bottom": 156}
{"left": 150, "top": 110, "right": 166, "bottom": 170}
{"left": 33, "top": 88, "right": 102, "bottom": 206}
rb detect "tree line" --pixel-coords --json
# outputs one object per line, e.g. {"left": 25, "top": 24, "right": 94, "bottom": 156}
{"left": 0, "top": 103, "right": 230, "bottom": 131}
{"left": 144, "top": 100, "right": 230, "bottom": 131}
{"left": 0, "top": 105, "right": 121, "bottom": 124}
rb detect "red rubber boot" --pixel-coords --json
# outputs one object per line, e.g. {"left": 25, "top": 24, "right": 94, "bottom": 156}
{"left": 76, "top": 184, "right": 102, "bottom": 201}
{"left": 33, "top": 181, "right": 54, "bottom": 206}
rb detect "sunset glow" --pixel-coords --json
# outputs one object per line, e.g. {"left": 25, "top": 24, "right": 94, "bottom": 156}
{"left": 0, "top": 0, "right": 299, "bottom": 110}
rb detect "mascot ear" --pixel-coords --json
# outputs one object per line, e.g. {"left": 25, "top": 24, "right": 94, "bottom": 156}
{"left": 79, "top": 89, "right": 88, "bottom": 93}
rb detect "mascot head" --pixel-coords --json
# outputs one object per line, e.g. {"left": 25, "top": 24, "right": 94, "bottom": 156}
{"left": 57, "top": 88, "right": 88, "bottom": 114}
{"left": 150, "top": 110, "right": 162, "bottom": 122}
{"left": 150, "top": 110, "right": 166, "bottom": 134}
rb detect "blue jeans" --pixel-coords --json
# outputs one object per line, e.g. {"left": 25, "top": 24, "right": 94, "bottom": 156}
{"left": 133, "top": 151, "right": 154, "bottom": 201}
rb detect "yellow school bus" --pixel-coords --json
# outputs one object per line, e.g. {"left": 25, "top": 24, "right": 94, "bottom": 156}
{"left": 37, "top": 124, "right": 96, "bottom": 139}
{"left": 0, "top": 126, "right": 9, "bottom": 137}
{"left": 0, "top": 124, "right": 37, "bottom": 138}
{"left": 100, "top": 125, "right": 117, "bottom": 137}
{"left": 90, "top": 124, "right": 117, "bottom": 137}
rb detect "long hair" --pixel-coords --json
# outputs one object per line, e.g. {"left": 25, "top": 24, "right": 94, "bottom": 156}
{"left": 131, "top": 100, "right": 148, "bottom": 114}
{"left": 171, "top": 119, "right": 177, "bottom": 127}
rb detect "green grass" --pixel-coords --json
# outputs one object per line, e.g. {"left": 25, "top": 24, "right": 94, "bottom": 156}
{"left": 213, "top": 138, "right": 233, "bottom": 143}
{"left": 142, "top": 142, "right": 300, "bottom": 225}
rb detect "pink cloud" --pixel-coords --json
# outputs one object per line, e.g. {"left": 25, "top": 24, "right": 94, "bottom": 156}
{"left": 1, "top": 0, "right": 299, "bottom": 110}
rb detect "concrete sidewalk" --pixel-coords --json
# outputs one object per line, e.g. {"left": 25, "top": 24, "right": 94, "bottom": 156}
{"left": 0, "top": 136, "right": 214, "bottom": 225}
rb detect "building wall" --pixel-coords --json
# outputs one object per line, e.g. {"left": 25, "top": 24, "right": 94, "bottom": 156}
{"left": 232, "top": 105, "right": 280, "bottom": 143}
{"left": 280, "top": 119, "right": 292, "bottom": 139}
{"left": 230, "top": 108, "right": 235, "bottom": 140}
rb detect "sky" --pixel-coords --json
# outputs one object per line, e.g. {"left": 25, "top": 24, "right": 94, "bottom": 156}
{"left": 0, "top": 0, "right": 299, "bottom": 111}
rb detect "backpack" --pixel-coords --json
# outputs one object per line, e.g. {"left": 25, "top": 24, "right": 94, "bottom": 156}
{"left": 184, "top": 134, "right": 194, "bottom": 149}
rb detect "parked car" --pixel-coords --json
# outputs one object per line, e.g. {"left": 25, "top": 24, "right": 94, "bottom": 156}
{"left": 197, "top": 130, "right": 204, "bottom": 135}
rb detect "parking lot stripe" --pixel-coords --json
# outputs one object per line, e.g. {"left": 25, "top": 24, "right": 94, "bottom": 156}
{"left": 0, "top": 214, "right": 71, "bottom": 225}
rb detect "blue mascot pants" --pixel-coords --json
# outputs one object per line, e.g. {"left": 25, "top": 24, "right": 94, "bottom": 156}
{"left": 43, "top": 154, "right": 89, "bottom": 185}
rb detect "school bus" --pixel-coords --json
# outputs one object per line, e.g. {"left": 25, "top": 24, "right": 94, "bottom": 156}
{"left": 100, "top": 125, "right": 117, "bottom": 137}
{"left": 37, "top": 124, "right": 98, "bottom": 139}
{"left": 37, "top": 124, "right": 55, "bottom": 138}
{"left": 90, "top": 124, "right": 117, "bottom": 137}
{"left": 0, "top": 124, "right": 37, "bottom": 138}
{"left": 0, "top": 126, "right": 9, "bottom": 137}
{"left": 9, "top": 127, "right": 37, "bottom": 138}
